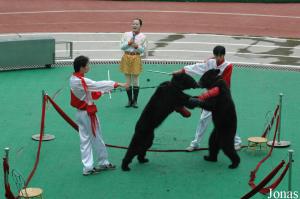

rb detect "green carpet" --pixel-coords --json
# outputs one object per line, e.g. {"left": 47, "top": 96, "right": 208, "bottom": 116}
{"left": 0, "top": 64, "right": 299, "bottom": 199}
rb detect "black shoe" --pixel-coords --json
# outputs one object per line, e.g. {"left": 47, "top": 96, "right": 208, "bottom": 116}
{"left": 131, "top": 101, "right": 138, "bottom": 108}
{"left": 125, "top": 101, "right": 132, "bottom": 108}
{"left": 132, "top": 86, "right": 139, "bottom": 108}
{"left": 125, "top": 87, "right": 133, "bottom": 108}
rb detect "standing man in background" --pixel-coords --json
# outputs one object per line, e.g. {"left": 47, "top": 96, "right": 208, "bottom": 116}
{"left": 120, "top": 18, "right": 147, "bottom": 108}
{"left": 173, "top": 46, "right": 242, "bottom": 151}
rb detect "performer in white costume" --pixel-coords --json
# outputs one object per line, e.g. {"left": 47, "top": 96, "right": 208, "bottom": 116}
{"left": 173, "top": 46, "right": 242, "bottom": 151}
{"left": 70, "top": 55, "right": 127, "bottom": 175}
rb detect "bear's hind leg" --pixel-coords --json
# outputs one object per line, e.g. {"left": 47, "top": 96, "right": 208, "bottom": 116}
{"left": 121, "top": 159, "right": 131, "bottom": 171}
{"left": 204, "top": 130, "right": 219, "bottom": 162}
{"left": 137, "top": 150, "right": 149, "bottom": 164}
{"left": 122, "top": 146, "right": 138, "bottom": 171}
{"left": 137, "top": 132, "right": 154, "bottom": 164}
{"left": 222, "top": 143, "right": 240, "bottom": 169}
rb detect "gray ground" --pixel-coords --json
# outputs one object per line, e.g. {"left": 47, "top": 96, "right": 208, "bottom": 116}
{"left": 1, "top": 32, "right": 300, "bottom": 67}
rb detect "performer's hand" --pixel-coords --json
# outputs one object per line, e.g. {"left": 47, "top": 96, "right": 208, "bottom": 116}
{"left": 132, "top": 43, "right": 139, "bottom": 49}
{"left": 118, "top": 82, "right": 129, "bottom": 88}
{"left": 128, "top": 39, "right": 134, "bottom": 45}
{"left": 185, "top": 97, "right": 201, "bottom": 109}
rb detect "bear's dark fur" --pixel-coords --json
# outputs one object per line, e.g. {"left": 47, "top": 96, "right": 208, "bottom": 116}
{"left": 121, "top": 73, "right": 198, "bottom": 171}
{"left": 187, "top": 69, "right": 240, "bottom": 169}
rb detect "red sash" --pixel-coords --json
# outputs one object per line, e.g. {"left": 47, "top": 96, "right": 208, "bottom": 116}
{"left": 71, "top": 72, "right": 101, "bottom": 137}
{"left": 70, "top": 91, "right": 88, "bottom": 110}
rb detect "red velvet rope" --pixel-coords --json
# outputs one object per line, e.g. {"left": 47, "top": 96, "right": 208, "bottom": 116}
{"left": 3, "top": 157, "right": 9, "bottom": 175}
{"left": 47, "top": 94, "right": 211, "bottom": 152}
{"left": 244, "top": 114, "right": 290, "bottom": 198}
{"left": 47, "top": 96, "right": 79, "bottom": 131}
{"left": 241, "top": 161, "right": 285, "bottom": 199}
{"left": 105, "top": 144, "right": 210, "bottom": 152}
{"left": 261, "top": 105, "right": 280, "bottom": 138}
{"left": 251, "top": 115, "right": 280, "bottom": 177}
{"left": 260, "top": 162, "right": 290, "bottom": 194}
{"left": 24, "top": 94, "right": 47, "bottom": 187}
{"left": 3, "top": 157, "right": 17, "bottom": 199}
{"left": 5, "top": 184, "right": 16, "bottom": 199}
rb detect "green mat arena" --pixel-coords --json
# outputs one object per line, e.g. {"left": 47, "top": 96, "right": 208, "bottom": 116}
{"left": 1, "top": 1, "right": 300, "bottom": 199}
{"left": 1, "top": 63, "right": 299, "bottom": 198}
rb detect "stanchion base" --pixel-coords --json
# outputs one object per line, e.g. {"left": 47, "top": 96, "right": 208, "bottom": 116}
{"left": 32, "top": 134, "right": 55, "bottom": 141}
{"left": 267, "top": 140, "right": 291, "bottom": 148}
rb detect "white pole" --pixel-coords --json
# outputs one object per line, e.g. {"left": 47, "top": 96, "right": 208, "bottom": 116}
{"left": 288, "top": 149, "right": 294, "bottom": 192}
{"left": 108, "top": 70, "right": 112, "bottom": 99}
{"left": 4, "top": 147, "right": 9, "bottom": 159}
{"left": 147, "top": 69, "right": 171, "bottom": 75}
{"left": 278, "top": 93, "right": 283, "bottom": 142}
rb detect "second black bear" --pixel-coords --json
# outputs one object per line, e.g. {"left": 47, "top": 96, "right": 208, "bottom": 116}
{"left": 121, "top": 73, "right": 198, "bottom": 171}
{"left": 187, "top": 69, "right": 240, "bottom": 169}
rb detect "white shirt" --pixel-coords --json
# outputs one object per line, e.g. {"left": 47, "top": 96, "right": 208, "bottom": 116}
{"left": 183, "top": 58, "right": 233, "bottom": 87}
{"left": 120, "top": 32, "right": 147, "bottom": 56}
{"left": 70, "top": 75, "right": 116, "bottom": 104}
{"left": 183, "top": 58, "right": 231, "bottom": 76}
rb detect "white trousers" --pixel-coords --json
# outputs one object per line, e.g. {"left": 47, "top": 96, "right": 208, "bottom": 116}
{"left": 190, "top": 109, "right": 242, "bottom": 147}
{"left": 76, "top": 110, "right": 110, "bottom": 173}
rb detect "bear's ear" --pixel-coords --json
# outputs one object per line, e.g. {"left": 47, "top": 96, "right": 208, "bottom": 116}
{"left": 171, "top": 73, "right": 183, "bottom": 87}
{"left": 214, "top": 69, "right": 221, "bottom": 75}
{"left": 171, "top": 73, "right": 181, "bottom": 83}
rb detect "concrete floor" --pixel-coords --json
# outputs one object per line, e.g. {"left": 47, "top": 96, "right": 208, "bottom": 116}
{"left": 1, "top": 32, "right": 300, "bottom": 68}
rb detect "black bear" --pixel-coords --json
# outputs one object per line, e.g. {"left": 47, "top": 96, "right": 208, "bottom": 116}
{"left": 187, "top": 69, "right": 240, "bottom": 169}
{"left": 121, "top": 73, "right": 198, "bottom": 171}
